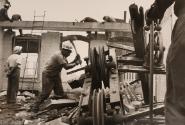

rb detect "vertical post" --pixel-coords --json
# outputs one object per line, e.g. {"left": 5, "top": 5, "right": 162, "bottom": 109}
{"left": 0, "top": 28, "right": 4, "bottom": 90}
{"left": 123, "top": 11, "right": 127, "bottom": 23}
{"left": 149, "top": 21, "right": 154, "bottom": 125}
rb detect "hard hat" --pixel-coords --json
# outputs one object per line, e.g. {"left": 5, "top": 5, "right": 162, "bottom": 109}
{"left": 13, "top": 46, "right": 22, "bottom": 54}
{"left": 61, "top": 42, "right": 73, "bottom": 51}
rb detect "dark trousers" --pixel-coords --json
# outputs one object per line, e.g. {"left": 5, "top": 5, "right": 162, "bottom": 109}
{"left": 165, "top": 15, "right": 185, "bottom": 125}
{"left": 34, "top": 71, "right": 64, "bottom": 107}
{"left": 7, "top": 68, "right": 20, "bottom": 103}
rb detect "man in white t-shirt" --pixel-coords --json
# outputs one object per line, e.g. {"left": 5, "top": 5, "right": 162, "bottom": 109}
{"left": 5, "top": 46, "right": 22, "bottom": 103}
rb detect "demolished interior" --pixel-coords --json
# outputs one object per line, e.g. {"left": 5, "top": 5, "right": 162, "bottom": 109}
{"left": 0, "top": 1, "right": 167, "bottom": 125}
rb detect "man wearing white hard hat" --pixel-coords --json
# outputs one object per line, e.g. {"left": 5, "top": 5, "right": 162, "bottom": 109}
{"left": 32, "top": 42, "right": 81, "bottom": 112}
{"left": 5, "top": 46, "right": 22, "bottom": 103}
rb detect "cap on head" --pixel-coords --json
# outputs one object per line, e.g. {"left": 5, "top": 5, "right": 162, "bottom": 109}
{"left": 13, "top": 46, "right": 22, "bottom": 54}
{"left": 61, "top": 42, "right": 73, "bottom": 52}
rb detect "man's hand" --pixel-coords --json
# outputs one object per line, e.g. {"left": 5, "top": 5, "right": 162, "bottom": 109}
{"left": 6, "top": 68, "right": 13, "bottom": 77}
{"left": 9, "top": 19, "right": 13, "bottom": 22}
{"left": 6, "top": 71, "right": 12, "bottom": 77}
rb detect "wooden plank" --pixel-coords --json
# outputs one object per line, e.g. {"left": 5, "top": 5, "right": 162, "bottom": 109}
{"left": 40, "top": 99, "right": 78, "bottom": 110}
{"left": 109, "top": 49, "right": 120, "bottom": 103}
{"left": 67, "top": 66, "right": 86, "bottom": 75}
{"left": 45, "top": 118, "right": 69, "bottom": 125}
{"left": 0, "top": 21, "right": 131, "bottom": 32}
{"left": 107, "top": 42, "right": 134, "bottom": 51}
{"left": 109, "top": 73, "right": 121, "bottom": 103}
{"left": 81, "top": 78, "right": 92, "bottom": 106}
{"left": 117, "top": 56, "right": 144, "bottom": 65}
{"left": 118, "top": 65, "right": 166, "bottom": 74}
{"left": 123, "top": 104, "right": 164, "bottom": 121}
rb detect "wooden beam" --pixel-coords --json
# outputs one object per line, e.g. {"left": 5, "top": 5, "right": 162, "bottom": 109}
{"left": 107, "top": 42, "right": 134, "bottom": 51}
{"left": 117, "top": 56, "right": 144, "bottom": 65}
{"left": 0, "top": 21, "right": 131, "bottom": 32}
{"left": 118, "top": 65, "right": 166, "bottom": 74}
{"left": 123, "top": 104, "right": 164, "bottom": 121}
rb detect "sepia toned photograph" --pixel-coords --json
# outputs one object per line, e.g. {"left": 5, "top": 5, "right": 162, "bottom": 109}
{"left": 0, "top": 0, "right": 182, "bottom": 125}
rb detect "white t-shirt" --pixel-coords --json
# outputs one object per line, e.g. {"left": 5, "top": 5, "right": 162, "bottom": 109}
{"left": 7, "top": 54, "right": 22, "bottom": 68}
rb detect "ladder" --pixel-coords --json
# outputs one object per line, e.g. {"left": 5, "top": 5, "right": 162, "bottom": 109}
{"left": 31, "top": 10, "right": 46, "bottom": 34}
{"left": 21, "top": 11, "right": 46, "bottom": 92}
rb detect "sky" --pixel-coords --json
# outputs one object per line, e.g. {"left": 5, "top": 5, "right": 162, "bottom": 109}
{"left": 8, "top": 0, "right": 153, "bottom": 22}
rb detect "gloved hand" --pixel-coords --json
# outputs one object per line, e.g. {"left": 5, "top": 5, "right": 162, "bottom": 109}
{"left": 145, "top": 4, "right": 163, "bottom": 26}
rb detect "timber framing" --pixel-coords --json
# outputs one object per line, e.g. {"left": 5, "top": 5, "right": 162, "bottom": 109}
{"left": 0, "top": 21, "right": 131, "bottom": 32}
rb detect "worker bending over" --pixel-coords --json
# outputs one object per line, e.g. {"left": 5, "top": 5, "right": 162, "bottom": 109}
{"left": 11, "top": 14, "right": 23, "bottom": 35}
{"left": 32, "top": 42, "right": 82, "bottom": 113}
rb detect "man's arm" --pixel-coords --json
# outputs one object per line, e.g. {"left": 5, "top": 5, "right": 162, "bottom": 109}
{"left": 57, "top": 53, "right": 81, "bottom": 70}
{"left": 6, "top": 63, "right": 20, "bottom": 76}
{"left": 63, "top": 62, "right": 77, "bottom": 70}
{"left": 63, "top": 58, "right": 82, "bottom": 70}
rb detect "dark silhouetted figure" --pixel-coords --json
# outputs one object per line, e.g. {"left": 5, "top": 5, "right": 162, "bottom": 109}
{"left": 80, "top": 17, "right": 98, "bottom": 37}
{"left": 11, "top": 14, "right": 23, "bottom": 35}
{"left": 0, "top": 4, "right": 11, "bottom": 21}
{"left": 146, "top": 0, "right": 185, "bottom": 124}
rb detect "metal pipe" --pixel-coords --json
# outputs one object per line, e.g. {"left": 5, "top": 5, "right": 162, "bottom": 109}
{"left": 123, "top": 11, "right": 127, "bottom": 23}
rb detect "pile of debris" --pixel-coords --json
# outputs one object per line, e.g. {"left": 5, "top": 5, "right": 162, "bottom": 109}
{"left": 0, "top": 90, "right": 34, "bottom": 125}
{"left": 0, "top": 90, "right": 82, "bottom": 125}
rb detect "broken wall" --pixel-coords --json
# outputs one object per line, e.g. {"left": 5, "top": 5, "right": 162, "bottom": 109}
{"left": 38, "top": 32, "right": 61, "bottom": 90}
{"left": 0, "top": 29, "right": 4, "bottom": 90}
{"left": 0, "top": 32, "right": 61, "bottom": 91}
